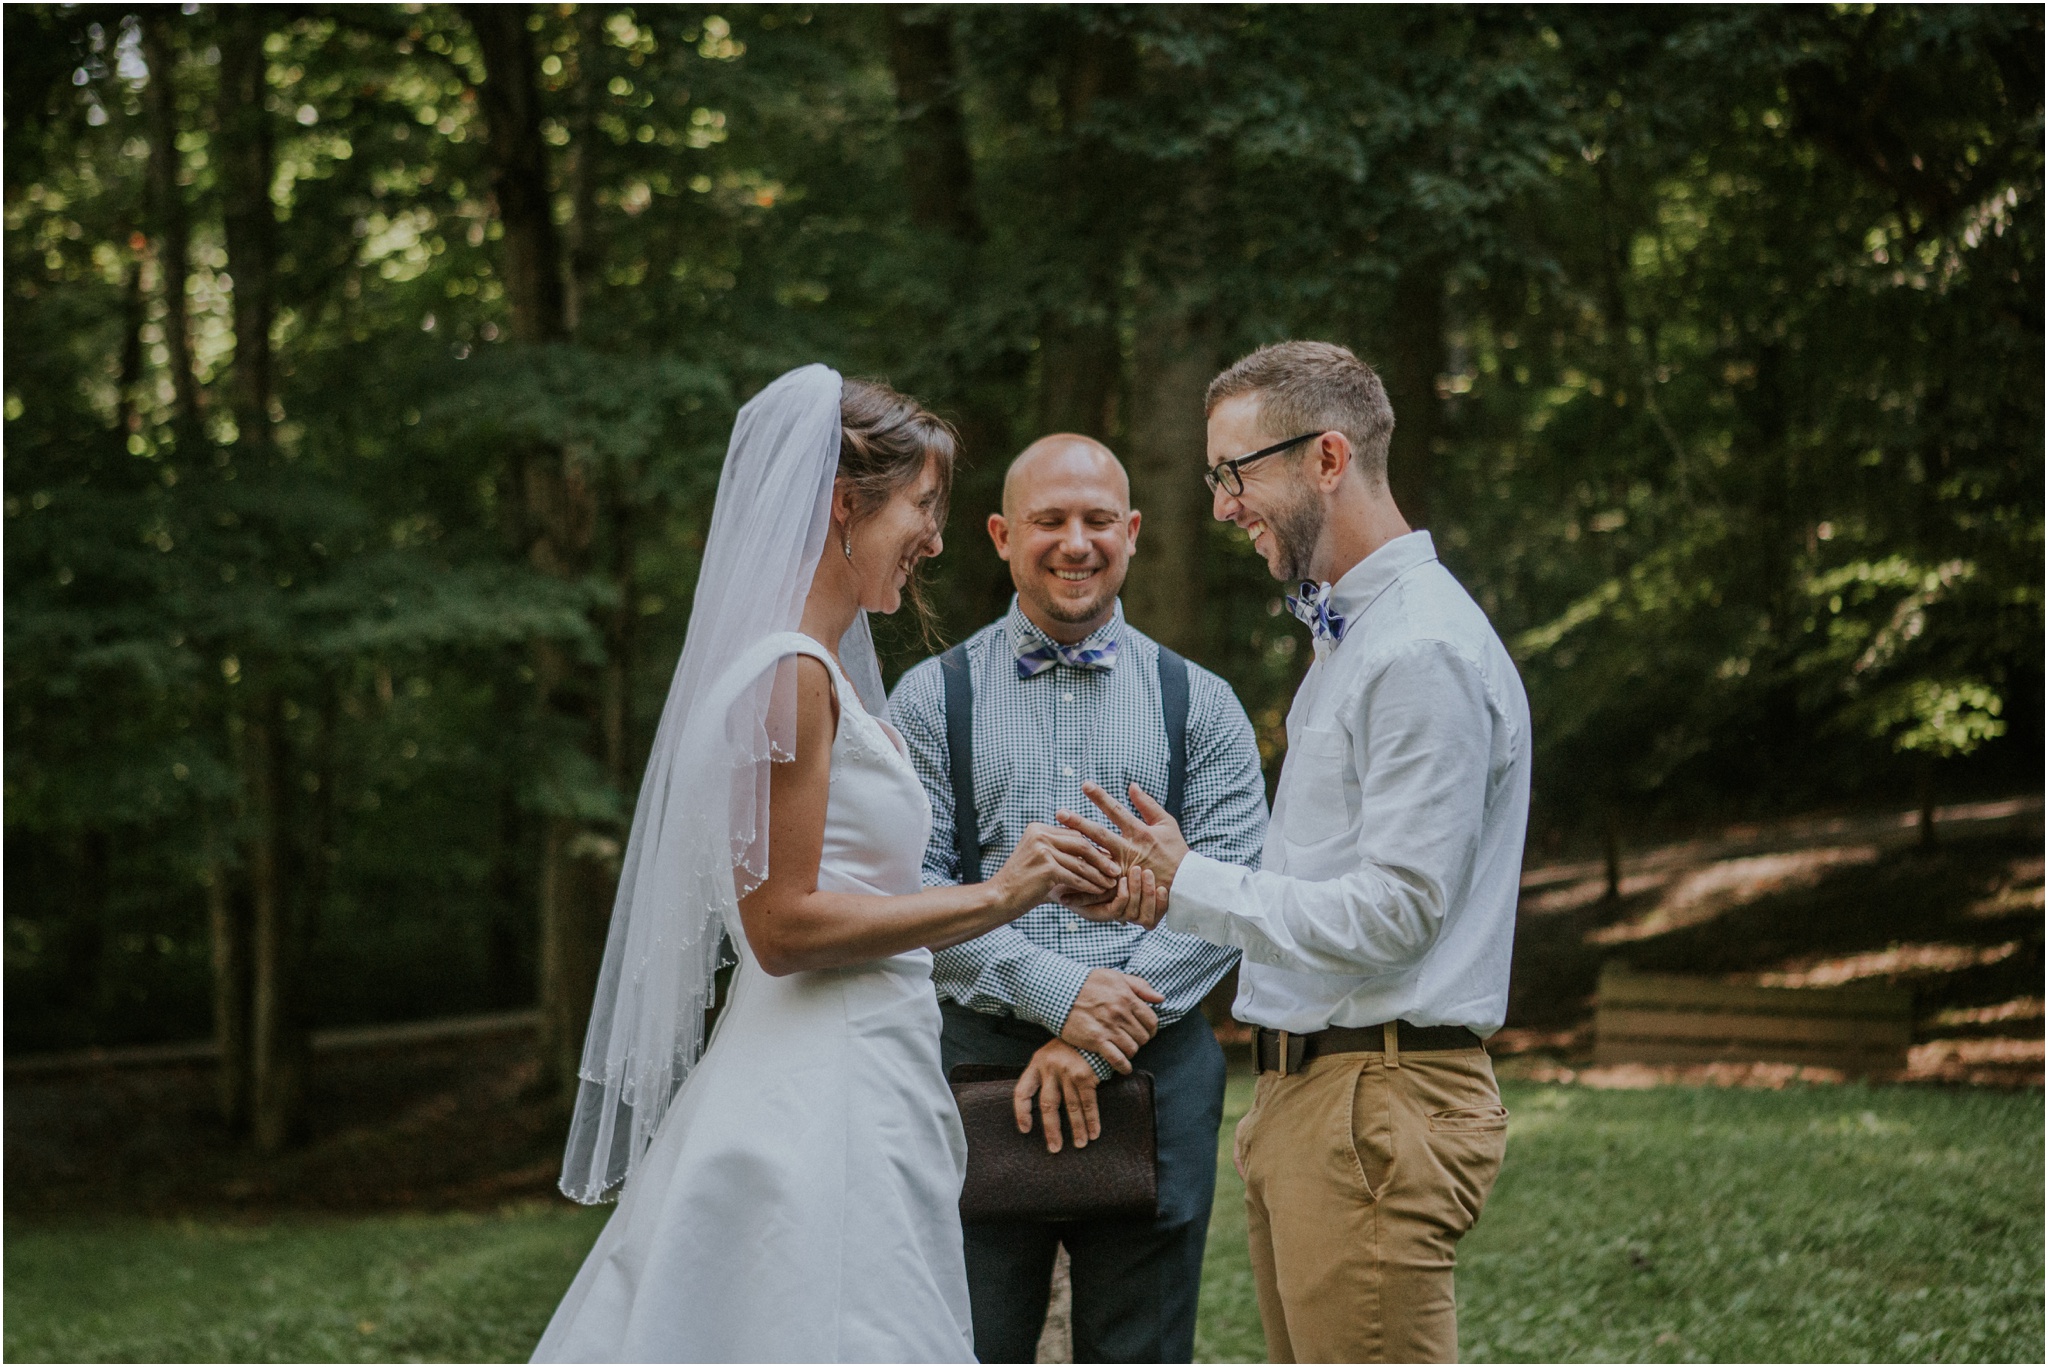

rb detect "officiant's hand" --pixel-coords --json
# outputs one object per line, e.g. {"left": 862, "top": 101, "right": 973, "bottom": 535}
{"left": 1056, "top": 782, "right": 1189, "bottom": 928}
{"left": 1058, "top": 968, "right": 1163, "bottom": 1072}
{"left": 1014, "top": 1039, "right": 1102, "bottom": 1153}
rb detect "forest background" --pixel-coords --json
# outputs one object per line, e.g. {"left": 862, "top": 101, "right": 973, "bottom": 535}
{"left": 6, "top": 3, "right": 2040, "bottom": 1151}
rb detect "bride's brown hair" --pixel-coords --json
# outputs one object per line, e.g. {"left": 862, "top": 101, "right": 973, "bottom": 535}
{"left": 838, "top": 378, "right": 958, "bottom": 639}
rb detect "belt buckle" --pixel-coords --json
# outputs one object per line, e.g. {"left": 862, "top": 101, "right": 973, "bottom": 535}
{"left": 1276, "top": 1029, "right": 1290, "bottom": 1078}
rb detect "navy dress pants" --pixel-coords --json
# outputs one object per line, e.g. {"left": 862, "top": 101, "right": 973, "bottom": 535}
{"left": 939, "top": 1002, "right": 1227, "bottom": 1364}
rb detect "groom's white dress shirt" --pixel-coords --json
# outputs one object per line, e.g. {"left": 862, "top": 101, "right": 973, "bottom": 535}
{"left": 1165, "top": 531, "right": 1532, "bottom": 1036}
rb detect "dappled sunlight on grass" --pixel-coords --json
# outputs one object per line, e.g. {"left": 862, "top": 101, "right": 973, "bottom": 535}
{"left": 1928, "top": 996, "right": 2043, "bottom": 1028}
{"left": 1589, "top": 846, "right": 1883, "bottom": 945}
{"left": 1759, "top": 940, "right": 2021, "bottom": 987}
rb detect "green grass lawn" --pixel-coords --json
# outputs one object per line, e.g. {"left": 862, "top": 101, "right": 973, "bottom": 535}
{"left": 8, "top": 1079, "right": 2040, "bottom": 1363}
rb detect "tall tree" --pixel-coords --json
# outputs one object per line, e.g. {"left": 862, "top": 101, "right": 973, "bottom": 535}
{"left": 887, "top": 7, "right": 1019, "bottom": 630}
{"left": 139, "top": 12, "right": 202, "bottom": 450}
{"left": 215, "top": 5, "right": 309, "bottom": 1154}
{"left": 468, "top": 4, "right": 615, "bottom": 1099}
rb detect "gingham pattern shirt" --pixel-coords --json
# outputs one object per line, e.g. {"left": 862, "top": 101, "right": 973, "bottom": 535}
{"left": 890, "top": 599, "right": 1268, "bottom": 1077}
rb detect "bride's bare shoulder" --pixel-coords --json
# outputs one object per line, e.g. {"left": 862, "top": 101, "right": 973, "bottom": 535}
{"left": 789, "top": 653, "right": 841, "bottom": 755}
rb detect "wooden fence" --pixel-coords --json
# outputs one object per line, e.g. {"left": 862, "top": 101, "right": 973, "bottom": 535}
{"left": 1593, "top": 965, "right": 1913, "bottom": 1074}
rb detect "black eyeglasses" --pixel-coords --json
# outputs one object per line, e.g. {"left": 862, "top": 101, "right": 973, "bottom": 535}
{"left": 1203, "top": 432, "right": 1323, "bottom": 496}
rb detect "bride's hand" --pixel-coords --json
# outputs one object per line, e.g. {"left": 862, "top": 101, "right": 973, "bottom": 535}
{"left": 992, "top": 822, "right": 1120, "bottom": 914}
{"left": 1061, "top": 865, "right": 1169, "bottom": 929}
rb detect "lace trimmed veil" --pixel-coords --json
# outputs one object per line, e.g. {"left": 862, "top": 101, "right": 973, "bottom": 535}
{"left": 558, "top": 363, "right": 885, "bottom": 1203}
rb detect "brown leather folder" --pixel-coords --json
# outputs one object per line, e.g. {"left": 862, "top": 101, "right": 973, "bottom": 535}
{"left": 948, "top": 1063, "right": 1159, "bottom": 1223}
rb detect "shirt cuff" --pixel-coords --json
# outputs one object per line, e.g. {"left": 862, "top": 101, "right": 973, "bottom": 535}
{"left": 1017, "top": 951, "right": 1096, "bottom": 1037}
{"left": 1165, "top": 850, "right": 1250, "bottom": 945}
{"left": 1077, "top": 1049, "right": 1115, "bottom": 1081}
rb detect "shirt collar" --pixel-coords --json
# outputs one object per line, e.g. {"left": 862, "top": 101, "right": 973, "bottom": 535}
{"left": 1006, "top": 596, "right": 1124, "bottom": 663}
{"left": 1325, "top": 530, "right": 1438, "bottom": 632}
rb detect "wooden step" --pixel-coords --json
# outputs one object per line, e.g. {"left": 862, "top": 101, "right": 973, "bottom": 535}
{"left": 1592, "top": 966, "right": 1912, "bottom": 1074}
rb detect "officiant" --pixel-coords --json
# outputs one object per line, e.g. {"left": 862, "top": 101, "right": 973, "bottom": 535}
{"left": 890, "top": 435, "right": 1268, "bottom": 1364}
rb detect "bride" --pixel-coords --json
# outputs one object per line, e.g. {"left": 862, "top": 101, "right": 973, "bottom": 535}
{"left": 531, "top": 365, "right": 1130, "bottom": 1363}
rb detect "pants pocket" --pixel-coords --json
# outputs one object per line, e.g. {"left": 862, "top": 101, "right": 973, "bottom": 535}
{"left": 1426, "top": 1104, "right": 1507, "bottom": 1234}
{"left": 1234, "top": 1074, "right": 1265, "bottom": 1182}
{"left": 1428, "top": 1104, "right": 1509, "bottom": 1133}
{"left": 1344, "top": 1061, "right": 1394, "bottom": 1203}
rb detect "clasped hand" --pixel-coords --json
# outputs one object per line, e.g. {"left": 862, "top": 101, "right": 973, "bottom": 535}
{"left": 1052, "top": 781, "right": 1191, "bottom": 930}
{"left": 1012, "top": 965, "right": 1162, "bottom": 1151}
{"left": 994, "top": 820, "right": 1123, "bottom": 910}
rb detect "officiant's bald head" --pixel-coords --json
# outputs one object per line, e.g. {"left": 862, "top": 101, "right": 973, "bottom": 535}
{"left": 1001, "top": 434, "right": 1130, "bottom": 519}
{"left": 991, "top": 434, "right": 1140, "bottom": 643}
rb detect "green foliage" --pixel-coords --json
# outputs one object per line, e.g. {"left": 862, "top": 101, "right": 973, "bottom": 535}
{"left": 5, "top": 1080, "right": 2038, "bottom": 1362}
{"left": 5, "top": 4, "right": 2040, "bottom": 1050}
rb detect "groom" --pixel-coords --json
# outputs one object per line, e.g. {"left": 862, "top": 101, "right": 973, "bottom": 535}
{"left": 890, "top": 434, "right": 1268, "bottom": 1363}
{"left": 1064, "top": 342, "right": 1533, "bottom": 1363}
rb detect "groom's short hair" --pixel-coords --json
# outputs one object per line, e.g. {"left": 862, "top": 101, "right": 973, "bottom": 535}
{"left": 1205, "top": 341, "right": 1396, "bottom": 491}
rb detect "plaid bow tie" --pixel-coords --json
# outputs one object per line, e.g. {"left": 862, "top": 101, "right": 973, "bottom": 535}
{"left": 1015, "top": 637, "right": 1119, "bottom": 679}
{"left": 1285, "top": 580, "right": 1348, "bottom": 647}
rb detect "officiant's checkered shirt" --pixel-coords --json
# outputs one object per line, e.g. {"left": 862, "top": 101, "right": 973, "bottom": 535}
{"left": 890, "top": 599, "right": 1268, "bottom": 1077}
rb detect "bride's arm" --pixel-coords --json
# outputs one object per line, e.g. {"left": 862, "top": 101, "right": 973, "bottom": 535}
{"left": 738, "top": 656, "right": 1119, "bottom": 977}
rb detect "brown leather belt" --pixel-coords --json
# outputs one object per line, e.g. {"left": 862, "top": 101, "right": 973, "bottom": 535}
{"left": 1253, "top": 1021, "right": 1483, "bottom": 1075}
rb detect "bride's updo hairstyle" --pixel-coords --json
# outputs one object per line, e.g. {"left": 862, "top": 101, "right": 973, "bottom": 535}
{"left": 838, "top": 378, "right": 959, "bottom": 630}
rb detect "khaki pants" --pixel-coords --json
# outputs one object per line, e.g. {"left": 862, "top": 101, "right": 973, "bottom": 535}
{"left": 1236, "top": 1042, "right": 1507, "bottom": 1363}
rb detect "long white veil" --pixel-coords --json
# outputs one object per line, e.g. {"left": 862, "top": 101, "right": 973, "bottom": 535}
{"left": 559, "top": 363, "right": 885, "bottom": 1204}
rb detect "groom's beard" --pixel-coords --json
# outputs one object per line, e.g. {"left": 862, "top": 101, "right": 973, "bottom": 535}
{"left": 1266, "top": 480, "right": 1327, "bottom": 583}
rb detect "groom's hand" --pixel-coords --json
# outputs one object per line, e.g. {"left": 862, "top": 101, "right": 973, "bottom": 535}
{"left": 1014, "top": 1039, "right": 1102, "bottom": 1154}
{"left": 1059, "top": 968, "right": 1164, "bottom": 1072}
{"left": 1056, "top": 782, "right": 1190, "bottom": 927}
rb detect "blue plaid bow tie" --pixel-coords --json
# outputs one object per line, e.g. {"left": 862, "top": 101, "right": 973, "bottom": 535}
{"left": 1015, "top": 637, "right": 1119, "bottom": 679}
{"left": 1285, "top": 580, "right": 1348, "bottom": 646}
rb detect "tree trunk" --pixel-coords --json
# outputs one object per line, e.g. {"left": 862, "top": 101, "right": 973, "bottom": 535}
{"left": 887, "top": 11, "right": 982, "bottom": 247}
{"left": 1039, "top": 318, "right": 1122, "bottom": 441}
{"left": 1383, "top": 263, "right": 1446, "bottom": 529}
{"left": 216, "top": 8, "right": 301, "bottom": 1149}
{"left": 117, "top": 235, "right": 145, "bottom": 435}
{"left": 1603, "top": 804, "right": 1624, "bottom": 902}
{"left": 539, "top": 823, "right": 618, "bottom": 1095}
{"left": 487, "top": 785, "right": 530, "bottom": 1009}
{"left": 565, "top": 11, "right": 635, "bottom": 795}
{"left": 1034, "top": 26, "right": 1135, "bottom": 442}
{"left": 471, "top": 4, "right": 615, "bottom": 1099}
{"left": 140, "top": 13, "right": 202, "bottom": 448}
{"left": 245, "top": 694, "right": 304, "bottom": 1153}
{"left": 203, "top": 814, "right": 251, "bottom": 1129}
{"left": 1122, "top": 297, "right": 1218, "bottom": 657}
{"left": 217, "top": 6, "right": 276, "bottom": 457}
{"left": 1119, "top": 58, "right": 1220, "bottom": 659}
{"left": 471, "top": 8, "right": 571, "bottom": 347}
{"left": 565, "top": 5, "right": 605, "bottom": 336}
{"left": 1917, "top": 754, "right": 1938, "bottom": 849}
{"left": 885, "top": 8, "right": 1020, "bottom": 628}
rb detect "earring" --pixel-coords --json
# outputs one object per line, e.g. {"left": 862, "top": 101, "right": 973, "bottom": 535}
{"left": 841, "top": 528, "right": 854, "bottom": 561}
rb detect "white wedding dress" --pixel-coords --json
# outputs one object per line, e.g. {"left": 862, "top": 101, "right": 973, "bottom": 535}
{"left": 534, "top": 634, "right": 976, "bottom": 1364}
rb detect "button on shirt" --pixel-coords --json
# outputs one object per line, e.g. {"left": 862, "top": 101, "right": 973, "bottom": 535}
{"left": 1165, "top": 532, "right": 1533, "bottom": 1036}
{"left": 890, "top": 600, "right": 1268, "bottom": 1076}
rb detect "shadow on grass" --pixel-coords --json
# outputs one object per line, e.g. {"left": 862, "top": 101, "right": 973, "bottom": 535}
{"left": 1507, "top": 830, "right": 2044, "bottom": 1040}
